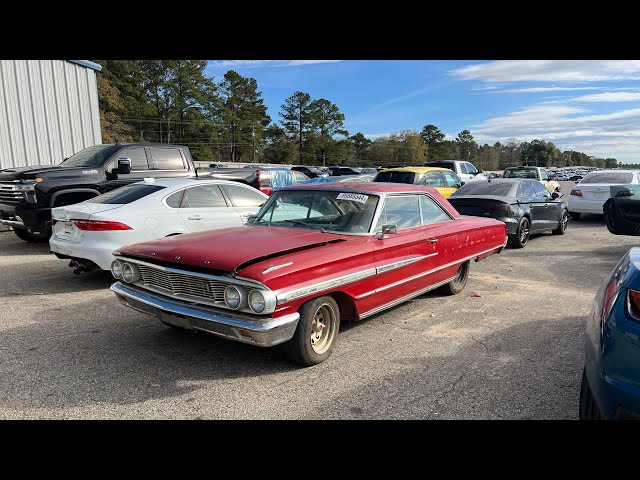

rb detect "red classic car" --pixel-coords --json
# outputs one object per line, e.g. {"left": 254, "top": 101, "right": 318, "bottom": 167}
{"left": 110, "top": 183, "right": 508, "bottom": 366}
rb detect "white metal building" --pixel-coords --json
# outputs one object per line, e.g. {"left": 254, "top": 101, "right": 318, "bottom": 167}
{"left": 0, "top": 60, "right": 102, "bottom": 170}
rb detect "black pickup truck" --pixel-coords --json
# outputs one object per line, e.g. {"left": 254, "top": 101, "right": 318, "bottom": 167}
{"left": 0, "top": 142, "right": 259, "bottom": 242}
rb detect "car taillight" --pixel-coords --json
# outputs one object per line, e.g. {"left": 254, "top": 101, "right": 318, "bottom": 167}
{"left": 256, "top": 170, "right": 261, "bottom": 189}
{"left": 600, "top": 278, "right": 620, "bottom": 337}
{"left": 72, "top": 219, "right": 132, "bottom": 231}
{"left": 571, "top": 189, "right": 583, "bottom": 197}
{"left": 627, "top": 289, "right": 640, "bottom": 322}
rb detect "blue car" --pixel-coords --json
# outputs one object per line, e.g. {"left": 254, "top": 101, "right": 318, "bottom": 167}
{"left": 581, "top": 247, "right": 640, "bottom": 419}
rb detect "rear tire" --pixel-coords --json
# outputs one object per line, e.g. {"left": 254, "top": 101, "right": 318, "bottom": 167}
{"left": 569, "top": 212, "right": 581, "bottom": 221}
{"left": 510, "top": 217, "right": 530, "bottom": 248}
{"left": 13, "top": 226, "right": 51, "bottom": 243}
{"left": 439, "top": 261, "right": 470, "bottom": 295}
{"left": 553, "top": 209, "right": 568, "bottom": 235}
{"left": 579, "top": 367, "right": 602, "bottom": 420}
{"left": 283, "top": 296, "right": 340, "bottom": 367}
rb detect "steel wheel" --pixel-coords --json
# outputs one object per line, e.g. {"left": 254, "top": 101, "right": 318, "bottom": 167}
{"left": 310, "top": 302, "right": 338, "bottom": 355}
{"left": 283, "top": 295, "right": 341, "bottom": 366}
{"left": 519, "top": 218, "right": 530, "bottom": 245}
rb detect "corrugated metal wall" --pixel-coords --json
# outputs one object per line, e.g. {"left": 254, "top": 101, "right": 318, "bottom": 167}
{"left": 0, "top": 60, "right": 102, "bottom": 170}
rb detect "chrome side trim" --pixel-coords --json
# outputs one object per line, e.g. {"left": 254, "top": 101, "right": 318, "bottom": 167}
{"left": 114, "top": 255, "right": 267, "bottom": 289}
{"left": 356, "top": 245, "right": 502, "bottom": 299}
{"left": 262, "top": 262, "right": 293, "bottom": 274}
{"left": 276, "top": 267, "right": 377, "bottom": 304}
{"left": 359, "top": 277, "right": 455, "bottom": 319}
{"left": 375, "top": 253, "right": 438, "bottom": 274}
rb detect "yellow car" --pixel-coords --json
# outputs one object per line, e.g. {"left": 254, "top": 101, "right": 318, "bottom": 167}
{"left": 373, "top": 167, "right": 462, "bottom": 198}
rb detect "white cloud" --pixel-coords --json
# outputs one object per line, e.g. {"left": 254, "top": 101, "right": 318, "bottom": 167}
{"left": 208, "top": 60, "right": 341, "bottom": 69}
{"left": 496, "top": 86, "right": 607, "bottom": 94}
{"left": 471, "top": 104, "right": 640, "bottom": 162}
{"left": 363, "top": 133, "right": 391, "bottom": 139}
{"left": 571, "top": 91, "right": 640, "bottom": 103}
{"left": 451, "top": 60, "right": 640, "bottom": 83}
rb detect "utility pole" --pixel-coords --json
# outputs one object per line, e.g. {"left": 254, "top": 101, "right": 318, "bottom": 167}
{"left": 252, "top": 125, "right": 256, "bottom": 163}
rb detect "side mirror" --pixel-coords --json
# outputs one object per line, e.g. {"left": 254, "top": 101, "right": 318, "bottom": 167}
{"left": 555, "top": 186, "right": 561, "bottom": 192}
{"left": 615, "top": 188, "right": 635, "bottom": 198}
{"left": 457, "top": 183, "right": 462, "bottom": 189}
{"left": 378, "top": 224, "right": 398, "bottom": 239}
{"left": 117, "top": 158, "right": 132, "bottom": 175}
{"left": 551, "top": 192, "right": 560, "bottom": 199}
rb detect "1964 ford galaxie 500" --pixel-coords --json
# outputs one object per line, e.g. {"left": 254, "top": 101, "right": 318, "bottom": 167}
{"left": 110, "top": 182, "right": 508, "bottom": 366}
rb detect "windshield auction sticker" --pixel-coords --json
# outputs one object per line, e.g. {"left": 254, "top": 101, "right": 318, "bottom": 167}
{"left": 337, "top": 192, "right": 369, "bottom": 204}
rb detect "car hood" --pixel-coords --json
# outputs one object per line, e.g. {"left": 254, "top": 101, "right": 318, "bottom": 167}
{"left": 118, "top": 225, "right": 349, "bottom": 274}
{"left": 0, "top": 164, "right": 103, "bottom": 182}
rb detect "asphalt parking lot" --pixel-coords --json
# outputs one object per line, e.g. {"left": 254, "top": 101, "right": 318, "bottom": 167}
{"left": 1, "top": 182, "right": 637, "bottom": 419}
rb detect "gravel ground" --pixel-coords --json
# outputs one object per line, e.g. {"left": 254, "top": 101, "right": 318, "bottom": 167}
{"left": 0, "top": 183, "right": 636, "bottom": 419}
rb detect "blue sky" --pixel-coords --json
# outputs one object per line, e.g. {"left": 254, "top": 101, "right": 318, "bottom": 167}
{"left": 205, "top": 60, "right": 640, "bottom": 163}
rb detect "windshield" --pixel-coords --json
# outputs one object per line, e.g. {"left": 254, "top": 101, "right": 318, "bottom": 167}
{"left": 503, "top": 168, "right": 538, "bottom": 179}
{"left": 581, "top": 172, "right": 634, "bottom": 184}
{"left": 452, "top": 181, "right": 514, "bottom": 197}
{"left": 88, "top": 184, "right": 165, "bottom": 204}
{"left": 62, "top": 145, "right": 119, "bottom": 168}
{"left": 374, "top": 171, "right": 417, "bottom": 184}
{"left": 249, "top": 190, "right": 380, "bottom": 234}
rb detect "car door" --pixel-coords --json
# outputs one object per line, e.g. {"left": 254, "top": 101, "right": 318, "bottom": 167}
{"left": 519, "top": 181, "right": 546, "bottom": 232}
{"left": 104, "top": 146, "right": 154, "bottom": 188}
{"left": 458, "top": 162, "right": 473, "bottom": 184}
{"left": 531, "top": 181, "right": 558, "bottom": 227}
{"left": 178, "top": 184, "right": 243, "bottom": 232}
{"left": 219, "top": 183, "right": 268, "bottom": 223}
{"left": 372, "top": 194, "right": 446, "bottom": 306}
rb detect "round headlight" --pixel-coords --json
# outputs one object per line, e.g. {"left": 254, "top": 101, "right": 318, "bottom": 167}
{"left": 111, "top": 260, "right": 123, "bottom": 279}
{"left": 122, "top": 263, "right": 140, "bottom": 283}
{"left": 224, "top": 285, "right": 247, "bottom": 309}
{"left": 248, "top": 290, "right": 266, "bottom": 313}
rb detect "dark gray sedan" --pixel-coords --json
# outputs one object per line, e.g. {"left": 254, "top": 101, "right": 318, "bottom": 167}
{"left": 448, "top": 178, "right": 569, "bottom": 248}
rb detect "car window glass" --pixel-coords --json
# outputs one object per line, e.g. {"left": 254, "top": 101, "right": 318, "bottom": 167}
{"left": 89, "top": 184, "right": 165, "bottom": 204}
{"left": 384, "top": 195, "right": 422, "bottom": 230}
{"left": 424, "top": 171, "right": 445, "bottom": 187}
{"left": 120, "top": 147, "right": 149, "bottom": 171}
{"left": 420, "top": 195, "right": 451, "bottom": 224}
{"left": 459, "top": 163, "right": 468, "bottom": 174}
{"left": 532, "top": 182, "right": 550, "bottom": 198}
{"left": 182, "top": 185, "right": 227, "bottom": 208}
{"left": 465, "top": 163, "right": 477, "bottom": 174}
{"left": 442, "top": 171, "right": 460, "bottom": 188}
{"left": 518, "top": 182, "right": 536, "bottom": 198}
{"left": 149, "top": 147, "right": 185, "bottom": 170}
{"left": 222, "top": 184, "right": 266, "bottom": 207}
{"left": 165, "top": 190, "right": 184, "bottom": 208}
{"left": 540, "top": 169, "right": 549, "bottom": 180}
{"left": 294, "top": 171, "right": 309, "bottom": 183}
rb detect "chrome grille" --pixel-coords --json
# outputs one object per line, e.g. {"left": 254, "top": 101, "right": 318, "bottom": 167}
{"left": 138, "top": 265, "right": 229, "bottom": 302}
{"left": 0, "top": 182, "right": 23, "bottom": 205}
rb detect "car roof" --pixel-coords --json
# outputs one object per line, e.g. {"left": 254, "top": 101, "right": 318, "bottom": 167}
{"left": 378, "top": 167, "right": 453, "bottom": 173}
{"left": 282, "top": 182, "right": 440, "bottom": 194}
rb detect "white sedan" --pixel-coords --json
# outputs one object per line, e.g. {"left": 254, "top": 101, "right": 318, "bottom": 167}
{"left": 568, "top": 170, "right": 640, "bottom": 220}
{"left": 50, "top": 178, "right": 268, "bottom": 273}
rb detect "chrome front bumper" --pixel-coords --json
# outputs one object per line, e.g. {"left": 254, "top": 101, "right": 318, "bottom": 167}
{"left": 111, "top": 282, "right": 300, "bottom": 347}
{"left": 0, "top": 218, "right": 25, "bottom": 229}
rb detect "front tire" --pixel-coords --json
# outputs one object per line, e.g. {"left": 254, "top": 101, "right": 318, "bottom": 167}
{"left": 579, "top": 368, "right": 602, "bottom": 420}
{"left": 553, "top": 209, "right": 568, "bottom": 235}
{"left": 510, "top": 217, "right": 530, "bottom": 248}
{"left": 439, "top": 261, "right": 469, "bottom": 295}
{"left": 13, "top": 226, "right": 51, "bottom": 243}
{"left": 283, "top": 296, "right": 340, "bottom": 367}
{"left": 569, "top": 212, "right": 581, "bottom": 221}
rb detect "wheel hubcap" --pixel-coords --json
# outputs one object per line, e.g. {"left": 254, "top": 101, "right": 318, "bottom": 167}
{"left": 562, "top": 213, "right": 568, "bottom": 231}
{"left": 309, "top": 304, "right": 337, "bottom": 355}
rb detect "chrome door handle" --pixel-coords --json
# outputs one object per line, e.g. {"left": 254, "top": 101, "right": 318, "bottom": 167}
{"left": 242, "top": 213, "right": 254, "bottom": 217}
{"left": 426, "top": 238, "right": 438, "bottom": 244}
{"left": 188, "top": 215, "right": 203, "bottom": 220}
